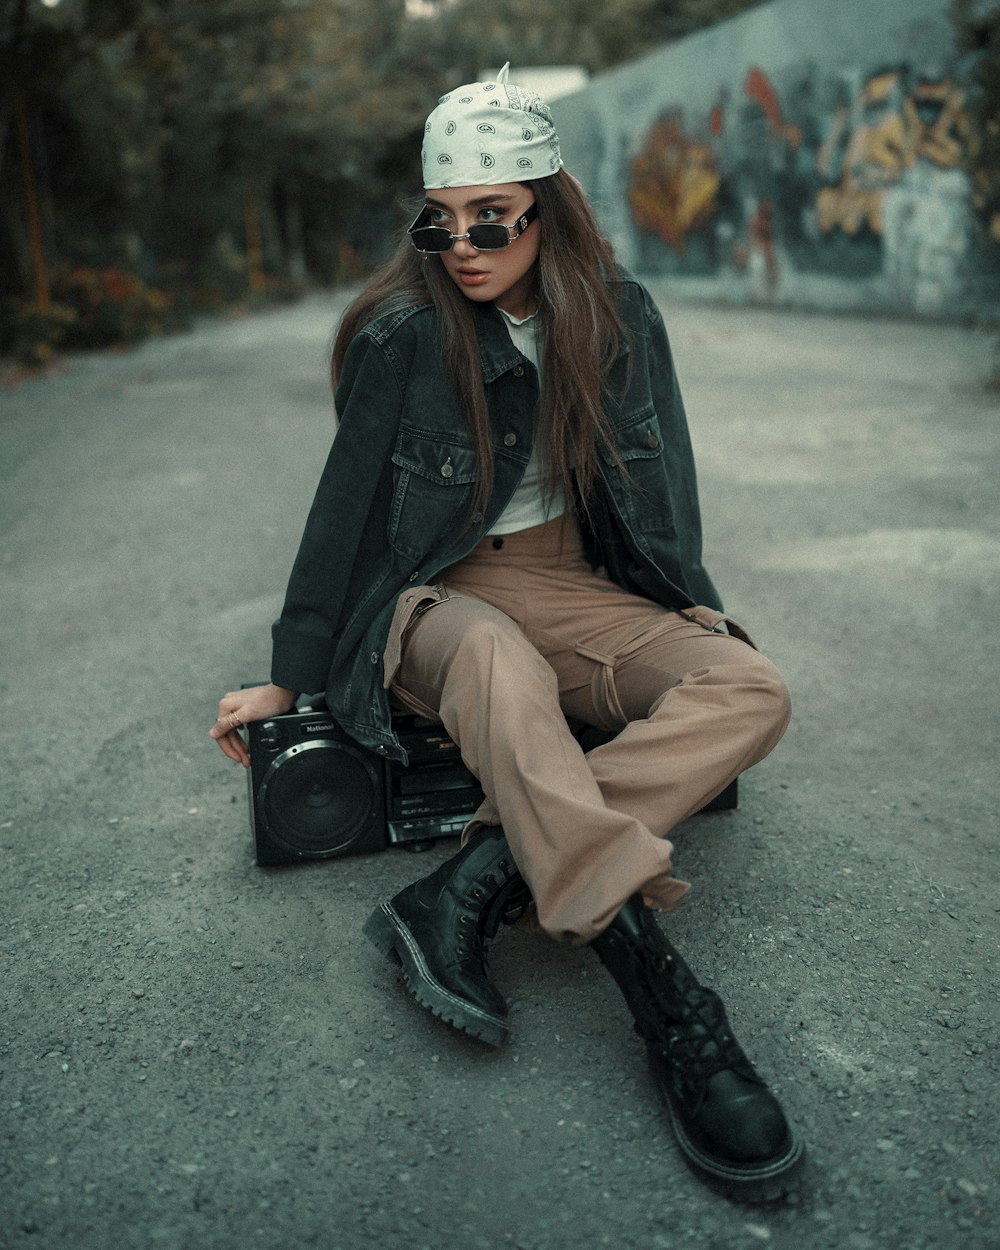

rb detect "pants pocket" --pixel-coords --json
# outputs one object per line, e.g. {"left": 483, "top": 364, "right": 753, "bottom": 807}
{"left": 382, "top": 584, "right": 451, "bottom": 692}
{"left": 574, "top": 623, "right": 671, "bottom": 731}
{"left": 677, "top": 604, "right": 758, "bottom": 650}
{"left": 575, "top": 642, "right": 628, "bottom": 731}
{"left": 572, "top": 606, "right": 759, "bottom": 731}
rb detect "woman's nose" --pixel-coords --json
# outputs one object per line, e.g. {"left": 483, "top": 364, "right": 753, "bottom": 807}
{"left": 451, "top": 233, "right": 479, "bottom": 259}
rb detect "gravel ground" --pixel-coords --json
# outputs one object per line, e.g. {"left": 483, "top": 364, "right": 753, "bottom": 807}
{"left": 1, "top": 289, "right": 998, "bottom": 1250}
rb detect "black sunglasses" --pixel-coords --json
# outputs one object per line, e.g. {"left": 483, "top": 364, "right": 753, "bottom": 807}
{"left": 407, "top": 201, "right": 539, "bottom": 253}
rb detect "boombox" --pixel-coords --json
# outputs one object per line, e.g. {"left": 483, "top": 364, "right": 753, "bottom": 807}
{"left": 245, "top": 701, "right": 737, "bottom": 867}
{"left": 246, "top": 705, "right": 485, "bottom": 865}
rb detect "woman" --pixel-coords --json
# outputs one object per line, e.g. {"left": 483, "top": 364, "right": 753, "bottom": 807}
{"left": 211, "top": 66, "right": 804, "bottom": 1203}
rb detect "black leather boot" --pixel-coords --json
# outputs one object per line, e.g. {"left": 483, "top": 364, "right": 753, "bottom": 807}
{"left": 592, "top": 895, "right": 804, "bottom": 1203}
{"left": 363, "top": 825, "right": 528, "bottom": 1047}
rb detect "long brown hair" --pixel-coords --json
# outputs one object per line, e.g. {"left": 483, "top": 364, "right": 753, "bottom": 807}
{"left": 332, "top": 168, "right": 627, "bottom": 523}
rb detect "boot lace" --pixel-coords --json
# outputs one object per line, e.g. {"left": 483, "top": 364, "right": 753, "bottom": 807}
{"left": 654, "top": 981, "right": 749, "bottom": 1079}
{"left": 454, "top": 859, "right": 529, "bottom": 961}
{"left": 626, "top": 928, "right": 749, "bottom": 1080}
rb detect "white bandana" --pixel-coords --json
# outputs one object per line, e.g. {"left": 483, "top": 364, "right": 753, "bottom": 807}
{"left": 421, "top": 63, "right": 563, "bottom": 189}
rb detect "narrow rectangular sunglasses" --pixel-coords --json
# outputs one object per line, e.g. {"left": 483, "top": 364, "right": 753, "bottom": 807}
{"left": 407, "top": 201, "right": 538, "bottom": 253}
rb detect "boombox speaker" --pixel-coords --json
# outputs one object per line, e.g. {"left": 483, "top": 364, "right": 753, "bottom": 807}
{"left": 246, "top": 704, "right": 485, "bottom": 866}
{"left": 245, "top": 700, "right": 737, "bottom": 867}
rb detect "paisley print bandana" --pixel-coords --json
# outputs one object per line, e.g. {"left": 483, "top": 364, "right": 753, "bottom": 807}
{"left": 421, "top": 62, "right": 563, "bottom": 188}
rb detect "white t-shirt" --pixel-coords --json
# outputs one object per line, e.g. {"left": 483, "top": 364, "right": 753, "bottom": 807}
{"left": 489, "top": 307, "right": 566, "bottom": 535}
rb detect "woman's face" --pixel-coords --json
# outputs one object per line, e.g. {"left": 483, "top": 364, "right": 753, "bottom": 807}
{"left": 421, "top": 182, "right": 540, "bottom": 319}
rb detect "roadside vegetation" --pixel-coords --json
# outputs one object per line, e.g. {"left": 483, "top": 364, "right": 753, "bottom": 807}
{"left": 2, "top": 1, "right": 994, "bottom": 372}
{"left": 0, "top": 0, "right": 767, "bottom": 366}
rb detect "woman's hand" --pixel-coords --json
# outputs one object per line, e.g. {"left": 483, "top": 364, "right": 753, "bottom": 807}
{"left": 210, "top": 683, "right": 299, "bottom": 767}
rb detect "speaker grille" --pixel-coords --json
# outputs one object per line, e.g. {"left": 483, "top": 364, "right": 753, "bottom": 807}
{"left": 258, "top": 739, "right": 382, "bottom": 858}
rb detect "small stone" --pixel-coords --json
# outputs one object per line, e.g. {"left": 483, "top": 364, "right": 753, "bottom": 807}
{"left": 230, "top": 961, "right": 244, "bottom": 970}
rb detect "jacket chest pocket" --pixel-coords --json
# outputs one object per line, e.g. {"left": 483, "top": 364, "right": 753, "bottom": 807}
{"left": 601, "top": 405, "right": 675, "bottom": 532}
{"left": 389, "top": 432, "right": 478, "bottom": 562}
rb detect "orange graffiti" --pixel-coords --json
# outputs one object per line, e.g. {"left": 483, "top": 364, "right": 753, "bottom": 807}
{"left": 629, "top": 115, "right": 719, "bottom": 252}
{"left": 710, "top": 103, "right": 724, "bottom": 137}
{"left": 817, "top": 69, "right": 971, "bottom": 238}
{"left": 743, "top": 67, "right": 803, "bottom": 148}
{"left": 745, "top": 67, "right": 783, "bottom": 134}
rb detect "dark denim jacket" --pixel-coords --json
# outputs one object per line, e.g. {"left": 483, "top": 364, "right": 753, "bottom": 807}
{"left": 271, "top": 275, "right": 721, "bottom": 761}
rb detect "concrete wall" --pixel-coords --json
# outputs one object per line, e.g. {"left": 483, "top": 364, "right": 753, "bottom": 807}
{"left": 551, "top": 0, "right": 999, "bottom": 317}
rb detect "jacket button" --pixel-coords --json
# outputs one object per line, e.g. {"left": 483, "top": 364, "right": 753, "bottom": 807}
{"left": 440, "top": 462, "right": 454, "bottom": 478}
{"left": 647, "top": 433, "right": 660, "bottom": 450}
{"left": 513, "top": 365, "right": 525, "bottom": 377}
{"left": 370, "top": 652, "right": 379, "bottom": 664}
{"left": 503, "top": 432, "right": 517, "bottom": 447}
{"left": 408, "top": 571, "right": 419, "bottom": 582}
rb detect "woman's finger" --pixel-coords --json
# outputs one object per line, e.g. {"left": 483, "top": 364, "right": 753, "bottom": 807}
{"left": 214, "top": 726, "right": 250, "bottom": 767}
{"left": 209, "top": 707, "right": 243, "bottom": 739}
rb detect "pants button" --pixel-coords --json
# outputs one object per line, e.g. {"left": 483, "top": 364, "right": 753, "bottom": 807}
{"left": 492, "top": 537, "right": 505, "bottom": 550}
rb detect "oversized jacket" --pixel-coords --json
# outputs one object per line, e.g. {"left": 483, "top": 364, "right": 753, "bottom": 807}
{"left": 270, "top": 274, "right": 722, "bottom": 763}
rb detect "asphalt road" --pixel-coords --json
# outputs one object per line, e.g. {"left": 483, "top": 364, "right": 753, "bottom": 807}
{"left": 1, "top": 288, "right": 998, "bottom": 1250}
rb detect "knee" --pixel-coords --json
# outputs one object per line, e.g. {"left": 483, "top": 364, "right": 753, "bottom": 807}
{"left": 454, "top": 614, "right": 526, "bottom": 661}
{"left": 453, "top": 616, "right": 555, "bottom": 689}
{"left": 742, "top": 654, "right": 792, "bottom": 742}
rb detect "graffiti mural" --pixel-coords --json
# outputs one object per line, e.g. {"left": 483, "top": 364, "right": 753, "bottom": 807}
{"left": 815, "top": 67, "right": 914, "bottom": 240}
{"left": 628, "top": 58, "right": 993, "bottom": 307}
{"left": 628, "top": 114, "right": 722, "bottom": 271}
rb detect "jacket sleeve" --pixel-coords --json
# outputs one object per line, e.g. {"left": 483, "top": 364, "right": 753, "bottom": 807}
{"left": 270, "top": 330, "right": 402, "bottom": 693}
{"left": 639, "top": 283, "right": 724, "bottom": 611}
{"left": 640, "top": 286, "right": 698, "bottom": 485}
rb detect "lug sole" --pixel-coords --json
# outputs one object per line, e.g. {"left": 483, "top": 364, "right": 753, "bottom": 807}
{"left": 363, "top": 901, "right": 509, "bottom": 1048}
{"left": 651, "top": 1062, "right": 806, "bottom": 1203}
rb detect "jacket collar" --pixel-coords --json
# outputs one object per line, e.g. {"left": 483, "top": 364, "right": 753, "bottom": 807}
{"left": 472, "top": 294, "right": 632, "bottom": 384}
{"left": 473, "top": 302, "right": 535, "bottom": 383}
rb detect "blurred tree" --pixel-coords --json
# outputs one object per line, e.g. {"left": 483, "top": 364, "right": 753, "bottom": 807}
{"left": 952, "top": 1, "right": 1000, "bottom": 241}
{"left": 394, "top": 0, "right": 767, "bottom": 75}
{"left": 1, "top": 0, "right": 770, "bottom": 328}
{"left": 397, "top": 0, "right": 654, "bottom": 74}
{"left": 951, "top": 0, "right": 1000, "bottom": 384}
{"left": 644, "top": 0, "right": 767, "bottom": 42}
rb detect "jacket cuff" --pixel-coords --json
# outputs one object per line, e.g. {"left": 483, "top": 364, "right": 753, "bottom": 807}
{"left": 270, "top": 620, "right": 332, "bottom": 696}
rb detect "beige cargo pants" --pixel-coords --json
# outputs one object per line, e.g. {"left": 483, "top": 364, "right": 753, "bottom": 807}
{"left": 383, "top": 512, "right": 790, "bottom": 943}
